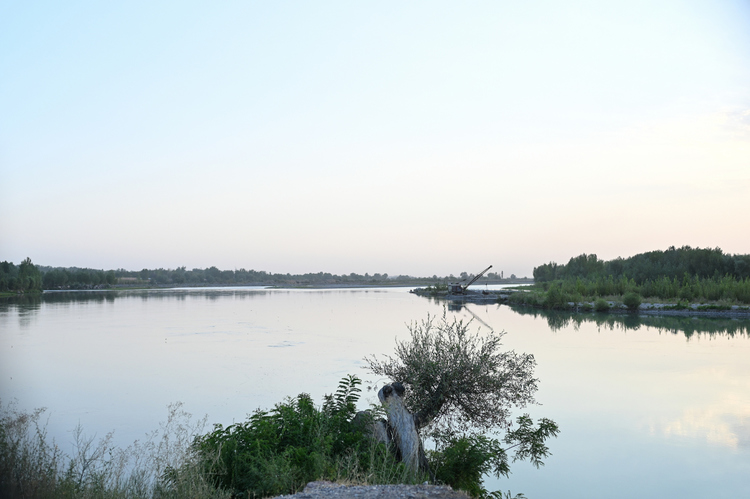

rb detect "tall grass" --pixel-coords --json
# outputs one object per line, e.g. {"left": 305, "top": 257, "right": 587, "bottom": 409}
{"left": 0, "top": 400, "right": 229, "bottom": 499}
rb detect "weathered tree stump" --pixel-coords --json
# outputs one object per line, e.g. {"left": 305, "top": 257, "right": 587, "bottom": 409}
{"left": 373, "top": 382, "right": 430, "bottom": 476}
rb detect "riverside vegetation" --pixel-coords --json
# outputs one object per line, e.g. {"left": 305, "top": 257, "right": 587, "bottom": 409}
{"left": 0, "top": 401, "right": 228, "bottom": 499}
{"left": 1, "top": 259, "right": 515, "bottom": 293}
{"left": 0, "top": 387, "right": 525, "bottom": 499}
{"left": 509, "top": 246, "right": 750, "bottom": 312}
{"left": 0, "top": 259, "right": 43, "bottom": 297}
{"left": 1, "top": 315, "right": 556, "bottom": 499}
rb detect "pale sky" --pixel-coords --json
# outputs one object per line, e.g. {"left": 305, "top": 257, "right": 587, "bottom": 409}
{"left": 2, "top": 1, "right": 749, "bottom": 278}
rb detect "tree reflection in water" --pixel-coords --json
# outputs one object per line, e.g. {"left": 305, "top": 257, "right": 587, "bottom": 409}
{"left": 509, "top": 305, "right": 750, "bottom": 339}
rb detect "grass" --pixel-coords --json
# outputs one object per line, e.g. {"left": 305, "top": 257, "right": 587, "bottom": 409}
{"left": 0, "top": 400, "right": 230, "bottom": 499}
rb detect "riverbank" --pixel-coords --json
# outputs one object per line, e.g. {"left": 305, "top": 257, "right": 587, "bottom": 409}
{"left": 0, "top": 290, "right": 42, "bottom": 298}
{"left": 409, "top": 286, "right": 750, "bottom": 318}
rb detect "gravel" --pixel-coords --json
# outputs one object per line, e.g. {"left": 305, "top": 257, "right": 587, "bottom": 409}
{"left": 271, "top": 481, "right": 471, "bottom": 499}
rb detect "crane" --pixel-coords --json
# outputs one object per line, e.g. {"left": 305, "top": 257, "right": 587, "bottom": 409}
{"left": 449, "top": 265, "right": 493, "bottom": 294}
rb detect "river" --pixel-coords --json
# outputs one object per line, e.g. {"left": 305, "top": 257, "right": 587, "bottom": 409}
{"left": 1, "top": 287, "right": 749, "bottom": 498}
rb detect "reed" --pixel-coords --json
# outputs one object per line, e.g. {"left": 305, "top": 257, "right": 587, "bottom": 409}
{"left": 0, "top": 400, "right": 229, "bottom": 499}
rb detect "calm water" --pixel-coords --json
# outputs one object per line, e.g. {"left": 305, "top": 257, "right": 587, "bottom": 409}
{"left": 1, "top": 287, "right": 749, "bottom": 498}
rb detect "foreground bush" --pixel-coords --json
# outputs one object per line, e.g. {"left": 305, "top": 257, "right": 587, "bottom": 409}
{"left": 195, "top": 375, "right": 417, "bottom": 498}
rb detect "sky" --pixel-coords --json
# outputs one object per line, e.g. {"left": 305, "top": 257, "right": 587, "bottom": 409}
{"left": 1, "top": 0, "right": 749, "bottom": 278}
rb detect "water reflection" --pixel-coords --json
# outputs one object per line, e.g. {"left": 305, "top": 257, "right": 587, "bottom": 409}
{"left": 508, "top": 305, "right": 750, "bottom": 338}
{"left": 0, "top": 295, "right": 43, "bottom": 329}
{"left": 655, "top": 399, "right": 750, "bottom": 449}
{"left": 0, "top": 288, "right": 271, "bottom": 306}
{"left": 5, "top": 291, "right": 750, "bottom": 339}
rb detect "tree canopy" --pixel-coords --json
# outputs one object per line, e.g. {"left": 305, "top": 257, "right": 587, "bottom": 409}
{"left": 533, "top": 246, "right": 750, "bottom": 284}
{"left": 367, "top": 313, "right": 539, "bottom": 438}
{"left": 366, "top": 312, "right": 558, "bottom": 496}
{"left": 0, "top": 258, "right": 43, "bottom": 293}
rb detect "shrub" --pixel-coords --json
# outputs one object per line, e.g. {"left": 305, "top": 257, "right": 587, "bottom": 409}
{"left": 543, "top": 284, "right": 568, "bottom": 309}
{"left": 429, "top": 416, "right": 556, "bottom": 499}
{"left": 623, "top": 292, "right": 642, "bottom": 311}
{"left": 430, "top": 435, "right": 504, "bottom": 498}
{"left": 507, "top": 291, "right": 543, "bottom": 307}
{"left": 594, "top": 298, "right": 610, "bottom": 312}
{"left": 195, "top": 375, "right": 411, "bottom": 498}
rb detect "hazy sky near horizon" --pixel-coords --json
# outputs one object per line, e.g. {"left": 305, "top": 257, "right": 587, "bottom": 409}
{"left": 2, "top": 1, "right": 749, "bottom": 277}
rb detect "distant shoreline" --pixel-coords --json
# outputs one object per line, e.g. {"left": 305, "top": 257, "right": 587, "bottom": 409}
{"left": 38, "top": 279, "right": 534, "bottom": 292}
{"left": 408, "top": 287, "right": 750, "bottom": 319}
{"left": 19, "top": 285, "right": 750, "bottom": 319}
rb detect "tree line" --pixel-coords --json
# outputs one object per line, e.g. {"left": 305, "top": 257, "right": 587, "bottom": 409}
{"left": 533, "top": 246, "right": 750, "bottom": 283}
{"left": 1, "top": 259, "right": 510, "bottom": 292}
{"left": 522, "top": 246, "right": 750, "bottom": 307}
{"left": 0, "top": 258, "right": 43, "bottom": 293}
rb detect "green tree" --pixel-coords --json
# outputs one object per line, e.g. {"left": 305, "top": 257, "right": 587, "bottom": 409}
{"left": 366, "top": 313, "right": 558, "bottom": 494}
{"left": 17, "top": 258, "right": 43, "bottom": 293}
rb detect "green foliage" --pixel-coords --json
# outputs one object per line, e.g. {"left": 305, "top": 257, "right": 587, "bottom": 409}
{"left": 195, "top": 375, "right": 409, "bottom": 498}
{"left": 696, "top": 304, "right": 731, "bottom": 311}
{"left": 35, "top": 265, "right": 506, "bottom": 290}
{"left": 367, "top": 313, "right": 558, "bottom": 497}
{"left": 523, "top": 248, "right": 750, "bottom": 309}
{"left": 622, "top": 292, "right": 642, "bottom": 311}
{"left": 430, "top": 415, "right": 558, "bottom": 498}
{"left": 506, "top": 291, "right": 544, "bottom": 307}
{"left": 594, "top": 298, "right": 609, "bottom": 312}
{"left": 0, "top": 258, "right": 43, "bottom": 294}
{"left": 534, "top": 246, "right": 750, "bottom": 283}
{"left": 0, "top": 400, "right": 229, "bottom": 499}
{"left": 503, "top": 415, "right": 559, "bottom": 469}
{"left": 431, "top": 435, "right": 507, "bottom": 498}
{"left": 542, "top": 284, "right": 566, "bottom": 310}
{"left": 41, "top": 267, "right": 117, "bottom": 290}
{"left": 367, "top": 313, "right": 539, "bottom": 436}
{"left": 524, "top": 275, "right": 750, "bottom": 307}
